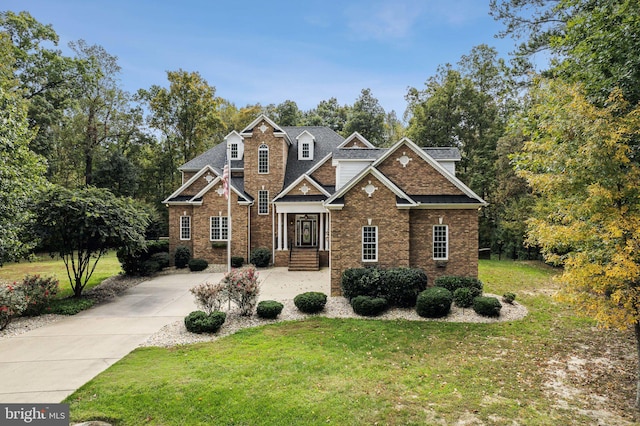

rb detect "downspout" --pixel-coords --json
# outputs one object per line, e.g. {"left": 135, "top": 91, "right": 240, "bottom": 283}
{"left": 271, "top": 203, "right": 275, "bottom": 266}
{"left": 247, "top": 205, "right": 251, "bottom": 263}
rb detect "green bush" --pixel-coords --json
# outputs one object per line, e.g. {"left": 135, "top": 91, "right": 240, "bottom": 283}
{"left": 20, "top": 275, "right": 59, "bottom": 316}
{"left": 502, "top": 292, "right": 517, "bottom": 304}
{"left": 256, "top": 300, "right": 284, "bottom": 319}
{"left": 416, "top": 287, "right": 453, "bottom": 318}
{"left": 184, "top": 310, "right": 226, "bottom": 334}
{"left": 231, "top": 256, "right": 244, "bottom": 268}
{"left": 140, "top": 260, "right": 161, "bottom": 276}
{"left": 294, "top": 292, "right": 327, "bottom": 314}
{"left": 150, "top": 252, "right": 170, "bottom": 269}
{"left": 382, "top": 268, "right": 427, "bottom": 308}
{"left": 188, "top": 258, "right": 209, "bottom": 272}
{"left": 341, "top": 268, "right": 383, "bottom": 300}
{"left": 453, "top": 287, "right": 474, "bottom": 308}
{"left": 250, "top": 247, "right": 271, "bottom": 267}
{"left": 473, "top": 296, "right": 502, "bottom": 317}
{"left": 351, "top": 296, "right": 388, "bottom": 317}
{"left": 48, "top": 298, "right": 95, "bottom": 315}
{"left": 175, "top": 246, "right": 191, "bottom": 269}
{"left": 434, "top": 276, "right": 483, "bottom": 297}
{"left": 117, "top": 240, "right": 169, "bottom": 276}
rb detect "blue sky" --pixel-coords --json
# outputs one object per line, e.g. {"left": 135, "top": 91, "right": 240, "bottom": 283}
{"left": 4, "top": 0, "right": 517, "bottom": 117}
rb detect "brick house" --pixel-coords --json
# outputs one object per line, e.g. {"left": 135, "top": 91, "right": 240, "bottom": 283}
{"left": 164, "top": 115, "right": 487, "bottom": 295}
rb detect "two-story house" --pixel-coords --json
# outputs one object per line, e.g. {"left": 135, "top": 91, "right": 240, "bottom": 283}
{"left": 164, "top": 115, "right": 487, "bottom": 295}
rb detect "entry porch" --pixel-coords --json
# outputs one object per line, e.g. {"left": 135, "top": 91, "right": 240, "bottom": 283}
{"left": 273, "top": 203, "right": 329, "bottom": 270}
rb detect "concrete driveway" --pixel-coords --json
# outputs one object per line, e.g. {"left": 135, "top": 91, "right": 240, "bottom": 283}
{"left": 0, "top": 267, "right": 329, "bottom": 403}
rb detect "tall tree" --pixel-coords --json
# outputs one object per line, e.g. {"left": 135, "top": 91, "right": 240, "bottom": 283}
{"left": 274, "top": 100, "right": 302, "bottom": 126}
{"left": 344, "top": 88, "right": 386, "bottom": 145}
{"left": 0, "top": 32, "right": 48, "bottom": 264}
{"left": 139, "top": 70, "right": 224, "bottom": 188}
{"left": 514, "top": 79, "right": 640, "bottom": 407}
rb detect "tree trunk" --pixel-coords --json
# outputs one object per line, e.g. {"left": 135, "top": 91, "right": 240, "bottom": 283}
{"left": 635, "top": 322, "right": 640, "bottom": 409}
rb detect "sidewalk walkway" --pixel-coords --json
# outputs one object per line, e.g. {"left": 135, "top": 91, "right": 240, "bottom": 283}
{"left": 0, "top": 268, "right": 330, "bottom": 403}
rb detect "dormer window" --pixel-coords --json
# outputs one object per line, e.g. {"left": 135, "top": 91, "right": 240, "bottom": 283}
{"left": 258, "top": 144, "right": 269, "bottom": 174}
{"left": 301, "top": 142, "right": 310, "bottom": 159}
{"left": 230, "top": 143, "right": 239, "bottom": 160}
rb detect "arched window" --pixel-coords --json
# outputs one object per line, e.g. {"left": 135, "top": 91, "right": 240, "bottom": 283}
{"left": 258, "top": 144, "right": 269, "bottom": 174}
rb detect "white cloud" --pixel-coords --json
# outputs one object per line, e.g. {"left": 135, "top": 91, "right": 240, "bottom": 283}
{"left": 344, "top": 0, "right": 425, "bottom": 41}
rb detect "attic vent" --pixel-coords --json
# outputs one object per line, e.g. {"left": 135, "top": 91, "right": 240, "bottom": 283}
{"left": 259, "top": 123, "right": 268, "bottom": 133}
{"left": 397, "top": 152, "right": 412, "bottom": 168}
{"left": 300, "top": 184, "right": 310, "bottom": 195}
{"left": 204, "top": 173, "right": 215, "bottom": 183}
{"left": 362, "top": 180, "right": 378, "bottom": 198}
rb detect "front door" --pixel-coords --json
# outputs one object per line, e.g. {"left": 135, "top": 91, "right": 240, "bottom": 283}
{"left": 295, "top": 215, "right": 317, "bottom": 247}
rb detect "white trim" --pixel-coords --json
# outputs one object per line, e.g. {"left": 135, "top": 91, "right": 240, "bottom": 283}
{"left": 305, "top": 152, "right": 333, "bottom": 176}
{"left": 258, "top": 144, "right": 269, "bottom": 174}
{"left": 362, "top": 225, "right": 378, "bottom": 262}
{"left": 325, "top": 167, "right": 416, "bottom": 206}
{"left": 209, "top": 216, "right": 229, "bottom": 241}
{"left": 273, "top": 174, "right": 330, "bottom": 202}
{"left": 163, "top": 165, "right": 217, "bottom": 203}
{"left": 240, "top": 114, "right": 291, "bottom": 144}
{"left": 433, "top": 224, "right": 449, "bottom": 260}
{"left": 338, "top": 132, "right": 376, "bottom": 149}
{"left": 180, "top": 216, "right": 191, "bottom": 241}
{"left": 258, "top": 190, "right": 269, "bottom": 215}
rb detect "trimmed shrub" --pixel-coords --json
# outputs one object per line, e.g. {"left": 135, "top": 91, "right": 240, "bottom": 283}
{"left": 20, "top": 275, "right": 59, "bottom": 316}
{"left": 416, "top": 287, "right": 453, "bottom": 318}
{"left": 453, "top": 287, "right": 474, "bottom": 309}
{"left": 502, "top": 292, "right": 517, "bottom": 304}
{"left": 190, "top": 282, "right": 227, "bottom": 314}
{"left": 294, "top": 292, "right": 327, "bottom": 314}
{"left": 435, "top": 276, "right": 483, "bottom": 297}
{"left": 175, "top": 246, "right": 191, "bottom": 269}
{"left": 473, "top": 296, "right": 502, "bottom": 317}
{"left": 150, "top": 252, "right": 170, "bottom": 269}
{"left": 231, "top": 256, "right": 244, "bottom": 268}
{"left": 117, "top": 240, "right": 170, "bottom": 275}
{"left": 0, "top": 283, "right": 27, "bottom": 330}
{"left": 184, "top": 310, "right": 226, "bottom": 334}
{"left": 223, "top": 267, "right": 260, "bottom": 316}
{"left": 140, "top": 260, "right": 161, "bottom": 276}
{"left": 189, "top": 258, "right": 209, "bottom": 272}
{"left": 250, "top": 247, "right": 271, "bottom": 267}
{"left": 382, "top": 268, "right": 427, "bottom": 307}
{"left": 351, "top": 296, "right": 388, "bottom": 317}
{"left": 257, "top": 300, "right": 284, "bottom": 319}
{"left": 341, "top": 268, "right": 383, "bottom": 300}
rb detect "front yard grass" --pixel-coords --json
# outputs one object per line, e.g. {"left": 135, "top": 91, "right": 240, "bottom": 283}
{"left": 65, "top": 259, "right": 639, "bottom": 425}
{"left": 0, "top": 251, "right": 122, "bottom": 298}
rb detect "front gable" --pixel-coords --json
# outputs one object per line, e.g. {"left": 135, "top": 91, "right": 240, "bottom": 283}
{"left": 274, "top": 174, "right": 330, "bottom": 202}
{"left": 338, "top": 132, "right": 375, "bottom": 149}
{"left": 163, "top": 165, "right": 219, "bottom": 204}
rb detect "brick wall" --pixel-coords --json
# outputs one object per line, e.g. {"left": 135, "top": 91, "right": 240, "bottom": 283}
{"left": 311, "top": 159, "right": 336, "bottom": 186}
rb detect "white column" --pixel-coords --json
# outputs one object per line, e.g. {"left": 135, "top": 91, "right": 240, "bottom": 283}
{"left": 283, "top": 213, "right": 289, "bottom": 250}
{"left": 277, "top": 213, "right": 283, "bottom": 250}
{"left": 319, "top": 213, "right": 325, "bottom": 251}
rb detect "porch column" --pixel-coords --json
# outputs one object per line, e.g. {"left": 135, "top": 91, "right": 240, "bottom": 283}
{"left": 319, "top": 213, "right": 325, "bottom": 251}
{"left": 283, "top": 213, "right": 289, "bottom": 250}
{"left": 277, "top": 213, "right": 283, "bottom": 250}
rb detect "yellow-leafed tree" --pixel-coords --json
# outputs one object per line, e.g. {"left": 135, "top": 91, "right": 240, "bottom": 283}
{"left": 514, "top": 79, "right": 640, "bottom": 407}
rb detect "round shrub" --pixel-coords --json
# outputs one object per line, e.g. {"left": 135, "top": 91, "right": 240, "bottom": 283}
{"left": 294, "top": 292, "right": 327, "bottom": 314}
{"left": 140, "top": 260, "right": 161, "bottom": 276}
{"left": 453, "top": 287, "right": 474, "bottom": 308}
{"left": 256, "top": 300, "right": 284, "bottom": 319}
{"left": 434, "top": 276, "right": 483, "bottom": 295}
{"left": 473, "top": 296, "right": 502, "bottom": 317}
{"left": 188, "top": 258, "right": 209, "bottom": 272}
{"left": 150, "top": 252, "right": 170, "bottom": 269}
{"left": 416, "top": 287, "right": 453, "bottom": 318}
{"left": 250, "top": 247, "right": 271, "bottom": 267}
{"left": 351, "top": 296, "right": 388, "bottom": 317}
{"left": 382, "top": 268, "right": 428, "bottom": 307}
{"left": 341, "top": 268, "right": 383, "bottom": 300}
{"left": 184, "top": 310, "right": 226, "bottom": 334}
{"left": 175, "top": 246, "right": 191, "bottom": 269}
{"left": 231, "top": 256, "right": 244, "bottom": 268}
{"left": 502, "top": 292, "right": 516, "bottom": 304}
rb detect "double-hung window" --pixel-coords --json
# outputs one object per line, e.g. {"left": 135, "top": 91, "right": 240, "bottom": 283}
{"left": 180, "top": 216, "right": 191, "bottom": 240}
{"left": 230, "top": 143, "right": 238, "bottom": 160}
{"left": 301, "top": 142, "right": 310, "bottom": 159}
{"left": 210, "top": 216, "right": 228, "bottom": 241}
{"left": 433, "top": 225, "right": 448, "bottom": 260}
{"left": 362, "top": 226, "right": 378, "bottom": 262}
{"left": 258, "top": 144, "right": 269, "bottom": 174}
{"left": 258, "top": 190, "right": 269, "bottom": 215}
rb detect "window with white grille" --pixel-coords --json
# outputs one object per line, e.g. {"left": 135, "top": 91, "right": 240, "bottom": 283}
{"left": 258, "top": 144, "right": 269, "bottom": 173}
{"left": 180, "top": 216, "right": 191, "bottom": 240}
{"left": 258, "top": 190, "right": 269, "bottom": 215}
{"left": 362, "top": 226, "right": 378, "bottom": 262}
{"left": 210, "top": 216, "right": 228, "bottom": 241}
{"left": 433, "top": 225, "right": 448, "bottom": 260}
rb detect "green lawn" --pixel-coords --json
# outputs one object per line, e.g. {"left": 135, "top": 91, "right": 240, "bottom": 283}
{"left": 0, "top": 251, "right": 123, "bottom": 298}
{"left": 64, "top": 259, "right": 639, "bottom": 425}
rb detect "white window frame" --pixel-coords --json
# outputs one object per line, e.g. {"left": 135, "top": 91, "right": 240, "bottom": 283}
{"left": 230, "top": 143, "right": 239, "bottom": 160}
{"left": 180, "top": 216, "right": 191, "bottom": 241}
{"left": 210, "top": 216, "right": 229, "bottom": 241}
{"left": 258, "top": 190, "right": 269, "bottom": 215}
{"left": 301, "top": 142, "right": 310, "bottom": 159}
{"left": 258, "top": 144, "right": 269, "bottom": 174}
{"left": 433, "top": 225, "right": 449, "bottom": 260}
{"left": 362, "top": 226, "right": 378, "bottom": 262}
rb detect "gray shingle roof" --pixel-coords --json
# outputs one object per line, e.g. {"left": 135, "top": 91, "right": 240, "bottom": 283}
{"left": 423, "top": 147, "right": 461, "bottom": 160}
